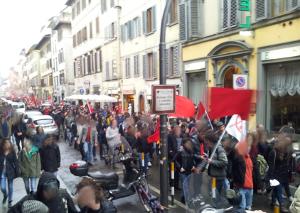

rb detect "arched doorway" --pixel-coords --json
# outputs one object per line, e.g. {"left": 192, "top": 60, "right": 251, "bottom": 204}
{"left": 139, "top": 95, "right": 145, "bottom": 113}
{"left": 223, "top": 65, "right": 242, "bottom": 88}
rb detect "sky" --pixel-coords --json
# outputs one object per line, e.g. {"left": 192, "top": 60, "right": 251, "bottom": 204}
{"left": 0, "top": 0, "right": 66, "bottom": 78}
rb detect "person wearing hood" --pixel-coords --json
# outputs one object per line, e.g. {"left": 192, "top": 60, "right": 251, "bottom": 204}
{"left": 32, "top": 127, "right": 46, "bottom": 149}
{"left": 9, "top": 172, "right": 77, "bottom": 213}
{"left": 19, "top": 139, "right": 41, "bottom": 195}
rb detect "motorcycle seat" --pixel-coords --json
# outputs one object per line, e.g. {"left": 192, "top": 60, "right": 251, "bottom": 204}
{"left": 88, "top": 171, "right": 118, "bottom": 180}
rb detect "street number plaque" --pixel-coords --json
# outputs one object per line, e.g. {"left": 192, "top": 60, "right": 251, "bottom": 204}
{"left": 152, "top": 85, "right": 176, "bottom": 114}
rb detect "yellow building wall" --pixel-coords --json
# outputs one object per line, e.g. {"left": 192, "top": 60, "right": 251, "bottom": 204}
{"left": 182, "top": 18, "right": 300, "bottom": 130}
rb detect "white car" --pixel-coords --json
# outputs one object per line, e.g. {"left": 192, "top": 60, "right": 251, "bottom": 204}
{"left": 22, "top": 110, "right": 43, "bottom": 124}
{"left": 26, "top": 115, "right": 59, "bottom": 137}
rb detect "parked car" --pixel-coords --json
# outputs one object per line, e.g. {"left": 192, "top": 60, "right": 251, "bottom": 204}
{"left": 22, "top": 111, "right": 43, "bottom": 124}
{"left": 26, "top": 115, "right": 59, "bottom": 137}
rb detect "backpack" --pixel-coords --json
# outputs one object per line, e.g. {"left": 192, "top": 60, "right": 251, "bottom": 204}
{"left": 256, "top": 154, "right": 269, "bottom": 178}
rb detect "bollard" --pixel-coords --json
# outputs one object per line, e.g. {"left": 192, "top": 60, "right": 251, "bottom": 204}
{"left": 141, "top": 152, "right": 145, "bottom": 168}
{"left": 273, "top": 204, "right": 280, "bottom": 213}
{"left": 170, "top": 162, "right": 175, "bottom": 206}
{"left": 211, "top": 177, "right": 217, "bottom": 199}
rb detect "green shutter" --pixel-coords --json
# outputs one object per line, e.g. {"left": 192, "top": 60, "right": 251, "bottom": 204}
{"left": 189, "top": 0, "right": 201, "bottom": 38}
{"left": 256, "top": 0, "right": 268, "bottom": 21}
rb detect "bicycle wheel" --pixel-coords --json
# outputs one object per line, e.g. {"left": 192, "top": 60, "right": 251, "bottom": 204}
{"left": 136, "top": 186, "right": 152, "bottom": 212}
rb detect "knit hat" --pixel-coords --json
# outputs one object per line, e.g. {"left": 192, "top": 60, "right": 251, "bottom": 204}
{"left": 22, "top": 200, "right": 49, "bottom": 213}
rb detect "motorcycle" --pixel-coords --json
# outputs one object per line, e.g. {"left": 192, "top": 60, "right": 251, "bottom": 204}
{"left": 69, "top": 139, "right": 164, "bottom": 212}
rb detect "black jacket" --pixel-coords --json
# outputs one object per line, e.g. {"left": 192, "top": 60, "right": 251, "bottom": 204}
{"left": 175, "top": 149, "right": 199, "bottom": 175}
{"left": 168, "top": 134, "right": 182, "bottom": 160}
{"left": 231, "top": 152, "right": 246, "bottom": 187}
{"left": 124, "top": 133, "right": 137, "bottom": 149}
{"left": 80, "top": 200, "right": 117, "bottom": 213}
{"left": 9, "top": 172, "right": 77, "bottom": 213}
{"left": 0, "top": 152, "right": 19, "bottom": 179}
{"left": 40, "top": 144, "right": 61, "bottom": 172}
{"left": 136, "top": 136, "right": 152, "bottom": 154}
{"left": 12, "top": 122, "right": 26, "bottom": 140}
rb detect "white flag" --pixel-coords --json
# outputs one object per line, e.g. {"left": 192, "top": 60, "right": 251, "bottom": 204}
{"left": 226, "top": 114, "right": 247, "bottom": 142}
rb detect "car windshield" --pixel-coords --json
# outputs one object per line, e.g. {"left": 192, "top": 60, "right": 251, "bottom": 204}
{"left": 27, "top": 111, "right": 42, "bottom": 116}
{"left": 34, "top": 119, "right": 53, "bottom": 125}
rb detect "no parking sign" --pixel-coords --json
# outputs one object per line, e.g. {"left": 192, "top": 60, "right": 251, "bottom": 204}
{"left": 233, "top": 74, "right": 248, "bottom": 90}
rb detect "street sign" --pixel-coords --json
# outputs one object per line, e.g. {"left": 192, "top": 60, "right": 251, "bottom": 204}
{"left": 233, "top": 74, "right": 248, "bottom": 89}
{"left": 152, "top": 85, "right": 175, "bottom": 114}
{"left": 79, "top": 88, "right": 85, "bottom": 95}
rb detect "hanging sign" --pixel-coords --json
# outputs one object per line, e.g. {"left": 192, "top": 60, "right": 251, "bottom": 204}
{"left": 152, "top": 85, "right": 176, "bottom": 114}
{"left": 240, "top": 0, "right": 251, "bottom": 29}
{"left": 233, "top": 74, "right": 248, "bottom": 89}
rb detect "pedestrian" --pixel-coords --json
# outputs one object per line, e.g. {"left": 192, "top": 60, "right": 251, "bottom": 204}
{"left": 40, "top": 136, "right": 61, "bottom": 177}
{"left": 266, "top": 135, "right": 291, "bottom": 212}
{"left": 106, "top": 119, "right": 121, "bottom": 168}
{"left": 222, "top": 136, "right": 236, "bottom": 191}
{"left": 124, "top": 125, "right": 137, "bottom": 150}
{"left": 9, "top": 172, "right": 78, "bottom": 213}
{"left": 232, "top": 138, "right": 254, "bottom": 211}
{"left": 19, "top": 139, "right": 41, "bottom": 195}
{"left": 204, "top": 131, "right": 228, "bottom": 206}
{"left": 32, "top": 126, "right": 46, "bottom": 149}
{"left": 12, "top": 115, "right": 26, "bottom": 152}
{"left": 174, "top": 138, "right": 199, "bottom": 204}
{"left": 0, "top": 139, "right": 19, "bottom": 207}
{"left": 0, "top": 115, "right": 12, "bottom": 140}
{"left": 136, "top": 126, "right": 152, "bottom": 174}
{"left": 76, "top": 177, "right": 117, "bottom": 213}
{"left": 96, "top": 116, "right": 108, "bottom": 160}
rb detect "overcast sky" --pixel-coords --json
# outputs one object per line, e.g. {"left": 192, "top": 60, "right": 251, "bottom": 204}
{"left": 0, "top": 0, "right": 66, "bottom": 78}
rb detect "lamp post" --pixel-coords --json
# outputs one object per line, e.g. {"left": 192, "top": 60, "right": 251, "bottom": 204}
{"left": 159, "top": 0, "right": 172, "bottom": 210}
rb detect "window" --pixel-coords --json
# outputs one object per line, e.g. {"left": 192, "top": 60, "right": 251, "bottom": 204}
{"left": 58, "top": 49, "right": 64, "bottom": 64}
{"left": 49, "top": 75, "right": 53, "bottom": 86}
{"left": 58, "top": 29, "right": 63, "bottom": 41}
{"left": 73, "top": 35, "right": 77, "bottom": 47}
{"left": 82, "top": 27, "right": 88, "bottom": 42}
{"left": 169, "top": 0, "right": 178, "bottom": 24}
{"left": 96, "top": 17, "right": 100, "bottom": 34}
{"left": 101, "top": 0, "right": 107, "bottom": 13}
{"left": 89, "top": 22, "right": 93, "bottom": 39}
{"left": 89, "top": 0, "right": 91, "bottom": 3}
{"left": 105, "top": 22, "right": 116, "bottom": 41}
{"left": 82, "top": 0, "right": 86, "bottom": 10}
{"left": 72, "top": 7, "right": 76, "bottom": 19}
{"left": 143, "top": 52, "right": 157, "bottom": 80}
{"left": 87, "top": 55, "right": 91, "bottom": 74}
{"left": 59, "top": 72, "right": 65, "bottom": 84}
{"left": 77, "top": 31, "right": 82, "bottom": 45}
{"left": 76, "top": 1, "right": 81, "bottom": 15}
{"left": 143, "top": 6, "right": 156, "bottom": 34}
{"left": 112, "top": 60, "right": 117, "bottom": 79}
{"left": 125, "top": 58, "right": 131, "bottom": 78}
{"left": 222, "top": 0, "right": 238, "bottom": 30}
{"left": 134, "top": 55, "right": 139, "bottom": 77}
{"left": 105, "top": 61, "right": 110, "bottom": 80}
{"left": 167, "top": 45, "right": 180, "bottom": 77}
{"left": 94, "top": 52, "right": 98, "bottom": 73}
{"left": 110, "top": 0, "right": 114, "bottom": 7}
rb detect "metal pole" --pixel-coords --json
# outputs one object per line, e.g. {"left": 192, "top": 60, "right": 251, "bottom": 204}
{"left": 159, "top": 0, "right": 171, "bottom": 210}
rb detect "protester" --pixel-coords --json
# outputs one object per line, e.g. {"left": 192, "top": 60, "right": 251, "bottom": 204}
{"left": 40, "top": 136, "right": 61, "bottom": 177}
{"left": 174, "top": 138, "right": 199, "bottom": 204}
{"left": 105, "top": 119, "right": 121, "bottom": 168}
{"left": 96, "top": 116, "right": 108, "bottom": 160}
{"left": 9, "top": 172, "right": 77, "bottom": 213}
{"left": 0, "top": 115, "right": 12, "bottom": 140}
{"left": 136, "top": 125, "right": 152, "bottom": 174}
{"left": 0, "top": 139, "right": 19, "bottom": 207}
{"left": 232, "top": 140, "right": 254, "bottom": 211}
{"left": 76, "top": 177, "right": 117, "bottom": 213}
{"left": 19, "top": 139, "right": 41, "bottom": 195}
{"left": 32, "top": 126, "right": 46, "bottom": 149}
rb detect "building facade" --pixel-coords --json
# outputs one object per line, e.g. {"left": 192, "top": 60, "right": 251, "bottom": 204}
{"left": 51, "top": 8, "right": 74, "bottom": 102}
{"left": 180, "top": 0, "right": 300, "bottom": 133}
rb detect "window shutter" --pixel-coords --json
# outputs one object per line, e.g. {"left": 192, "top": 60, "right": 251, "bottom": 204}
{"left": 136, "top": 55, "right": 140, "bottom": 76}
{"left": 179, "top": 2, "right": 187, "bottom": 41}
{"left": 121, "top": 25, "right": 125, "bottom": 42}
{"left": 173, "top": 45, "right": 179, "bottom": 76}
{"left": 222, "top": 0, "right": 229, "bottom": 29}
{"left": 286, "top": 0, "right": 299, "bottom": 11}
{"left": 129, "top": 21, "right": 133, "bottom": 40}
{"left": 229, "top": 0, "right": 238, "bottom": 27}
{"left": 128, "top": 58, "right": 131, "bottom": 78}
{"left": 137, "top": 17, "right": 141, "bottom": 36}
{"left": 189, "top": 0, "right": 201, "bottom": 38}
{"left": 152, "top": 6, "right": 157, "bottom": 32}
{"left": 153, "top": 52, "right": 158, "bottom": 79}
{"left": 256, "top": 0, "right": 268, "bottom": 21}
{"left": 143, "top": 55, "right": 147, "bottom": 79}
{"left": 142, "top": 11, "right": 147, "bottom": 34}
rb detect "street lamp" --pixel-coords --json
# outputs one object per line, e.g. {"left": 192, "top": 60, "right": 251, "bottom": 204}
{"left": 159, "top": 0, "right": 172, "bottom": 210}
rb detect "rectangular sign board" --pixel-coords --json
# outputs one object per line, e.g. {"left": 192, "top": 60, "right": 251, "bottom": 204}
{"left": 152, "top": 85, "right": 176, "bottom": 114}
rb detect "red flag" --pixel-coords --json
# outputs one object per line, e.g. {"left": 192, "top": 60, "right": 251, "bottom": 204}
{"left": 147, "top": 122, "right": 160, "bottom": 144}
{"left": 196, "top": 102, "right": 206, "bottom": 120}
{"left": 86, "top": 102, "right": 94, "bottom": 114}
{"left": 208, "top": 87, "right": 254, "bottom": 120}
{"left": 169, "top": 95, "right": 195, "bottom": 118}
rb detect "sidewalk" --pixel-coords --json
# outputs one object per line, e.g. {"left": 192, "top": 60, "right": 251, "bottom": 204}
{"left": 0, "top": 175, "right": 69, "bottom": 213}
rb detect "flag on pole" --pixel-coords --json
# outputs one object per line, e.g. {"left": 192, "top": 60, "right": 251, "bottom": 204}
{"left": 86, "top": 102, "right": 94, "bottom": 114}
{"left": 169, "top": 95, "right": 195, "bottom": 118}
{"left": 147, "top": 122, "right": 160, "bottom": 144}
{"left": 226, "top": 114, "right": 247, "bottom": 142}
{"left": 208, "top": 87, "right": 254, "bottom": 120}
{"left": 196, "top": 101, "right": 206, "bottom": 120}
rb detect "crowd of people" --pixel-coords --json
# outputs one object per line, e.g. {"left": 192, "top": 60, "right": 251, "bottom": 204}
{"left": 0, "top": 101, "right": 300, "bottom": 212}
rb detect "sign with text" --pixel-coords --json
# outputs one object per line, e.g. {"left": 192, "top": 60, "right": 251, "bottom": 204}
{"left": 239, "top": 0, "right": 251, "bottom": 29}
{"left": 233, "top": 74, "right": 248, "bottom": 89}
{"left": 152, "top": 85, "right": 176, "bottom": 114}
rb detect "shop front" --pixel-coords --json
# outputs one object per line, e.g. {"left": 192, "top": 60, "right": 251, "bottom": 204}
{"left": 257, "top": 42, "right": 300, "bottom": 135}
{"left": 123, "top": 85, "right": 135, "bottom": 114}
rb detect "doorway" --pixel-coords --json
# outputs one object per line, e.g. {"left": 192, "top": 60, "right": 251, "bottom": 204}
{"left": 139, "top": 95, "right": 145, "bottom": 113}
{"left": 223, "top": 65, "right": 241, "bottom": 88}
